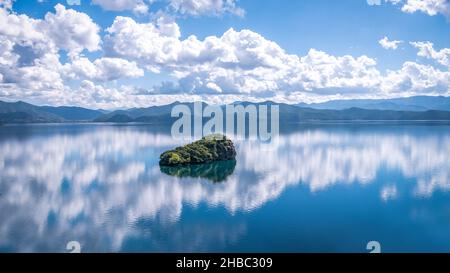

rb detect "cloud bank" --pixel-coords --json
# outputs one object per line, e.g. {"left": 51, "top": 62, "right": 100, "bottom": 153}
{"left": 0, "top": 3, "right": 449, "bottom": 108}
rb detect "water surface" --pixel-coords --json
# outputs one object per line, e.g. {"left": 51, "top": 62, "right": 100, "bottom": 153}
{"left": 0, "top": 123, "right": 450, "bottom": 252}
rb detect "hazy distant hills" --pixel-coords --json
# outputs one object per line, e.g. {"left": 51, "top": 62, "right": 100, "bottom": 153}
{"left": 0, "top": 101, "right": 64, "bottom": 123}
{"left": 93, "top": 102, "right": 184, "bottom": 122}
{"left": 40, "top": 106, "right": 105, "bottom": 121}
{"left": 0, "top": 101, "right": 104, "bottom": 123}
{"left": 1, "top": 96, "right": 450, "bottom": 124}
{"left": 296, "top": 96, "right": 450, "bottom": 111}
{"left": 93, "top": 102, "right": 208, "bottom": 123}
{"left": 280, "top": 107, "right": 450, "bottom": 122}
{"left": 95, "top": 98, "right": 450, "bottom": 123}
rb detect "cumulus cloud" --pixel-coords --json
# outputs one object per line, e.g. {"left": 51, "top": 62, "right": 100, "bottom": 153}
{"left": 410, "top": 41, "right": 450, "bottom": 67}
{"left": 63, "top": 80, "right": 207, "bottom": 109}
{"left": 44, "top": 4, "right": 101, "bottom": 56}
{"left": 1, "top": 52, "right": 64, "bottom": 91}
{"left": 1, "top": 4, "right": 449, "bottom": 108}
{"left": 0, "top": 5, "right": 66, "bottom": 95}
{"left": 0, "top": 4, "right": 100, "bottom": 56}
{"left": 0, "top": 4, "right": 152, "bottom": 107}
{"left": 379, "top": 36, "right": 403, "bottom": 50}
{"left": 386, "top": 0, "right": 450, "bottom": 20}
{"left": 169, "top": 0, "right": 245, "bottom": 16}
{"left": 0, "top": 8, "right": 47, "bottom": 47}
{"left": 104, "top": 15, "right": 181, "bottom": 72}
{"left": 105, "top": 17, "right": 382, "bottom": 95}
{"left": 382, "top": 61, "right": 450, "bottom": 93}
{"left": 104, "top": 15, "right": 450, "bottom": 100}
{"left": 63, "top": 57, "right": 144, "bottom": 81}
{"left": 402, "top": 0, "right": 450, "bottom": 18}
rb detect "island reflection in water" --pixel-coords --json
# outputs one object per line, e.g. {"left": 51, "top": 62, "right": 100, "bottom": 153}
{"left": 160, "top": 160, "right": 237, "bottom": 183}
{"left": 0, "top": 123, "right": 450, "bottom": 252}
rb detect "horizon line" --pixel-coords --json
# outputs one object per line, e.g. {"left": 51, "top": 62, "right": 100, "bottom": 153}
{"left": 1, "top": 94, "right": 449, "bottom": 111}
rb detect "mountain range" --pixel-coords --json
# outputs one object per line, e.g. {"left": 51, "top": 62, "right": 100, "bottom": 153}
{"left": 296, "top": 96, "right": 450, "bottom": 111}
{"left": 1, "top": 96, "right": 450, "bottom": 124}
{"left": 0, "top": 101, "right": 105, "bottom": 123}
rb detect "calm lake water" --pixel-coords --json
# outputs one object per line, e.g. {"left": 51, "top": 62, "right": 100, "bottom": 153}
{"left": 1, "top": 123, "right": 450, "bottom": 253}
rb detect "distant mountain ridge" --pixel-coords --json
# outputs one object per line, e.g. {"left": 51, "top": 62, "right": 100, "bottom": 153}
{"left": 1, "top": 96, "right": 450, "bottom": 124}
{"left": 40, "top": 106, "right": 105, "bottom": 121}
{"left": 0, "top": 101, "right": 64, "bottom": 123}
{"left": 297, "top": 96, "right": 450, "bottom": 111}
{"left": 93, "top": 102, "right": 208, "bottom": 123}
{"left": 0, "top": 101, "right": 104, "bottom": 123}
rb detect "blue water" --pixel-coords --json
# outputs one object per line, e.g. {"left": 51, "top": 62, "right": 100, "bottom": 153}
{"left": 0, "top": 123, "right": 450, "bottom": 253}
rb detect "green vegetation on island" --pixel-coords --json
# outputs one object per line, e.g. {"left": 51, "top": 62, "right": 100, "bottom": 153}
{"left": 159, "top": 135, "right": 236, "bottom": 166}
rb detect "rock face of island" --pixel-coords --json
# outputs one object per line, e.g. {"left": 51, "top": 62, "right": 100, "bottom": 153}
{"left": 159, "top": 135, "right": 236, "bottom": 166}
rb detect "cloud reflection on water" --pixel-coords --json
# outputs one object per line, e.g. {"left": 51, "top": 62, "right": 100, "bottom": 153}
{"left": 0, "top": 125, "right": 449, "bottom": 251}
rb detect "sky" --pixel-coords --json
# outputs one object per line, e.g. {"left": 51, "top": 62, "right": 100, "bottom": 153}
{"left": 0, "top": 0, "right": 449, "bottom": 109}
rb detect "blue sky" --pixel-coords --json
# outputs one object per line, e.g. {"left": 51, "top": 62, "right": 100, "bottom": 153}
{"left": 1, "top": 0, "right": 450, "bottom": 108}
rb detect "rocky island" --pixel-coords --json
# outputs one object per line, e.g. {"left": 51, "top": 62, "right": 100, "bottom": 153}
{"left": 159, "top": 135, "right": 236, "bottom": 166}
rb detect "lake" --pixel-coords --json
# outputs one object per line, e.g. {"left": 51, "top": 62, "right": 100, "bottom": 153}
{"left": 0, "top": 122, "right": 450, "bottom": 252}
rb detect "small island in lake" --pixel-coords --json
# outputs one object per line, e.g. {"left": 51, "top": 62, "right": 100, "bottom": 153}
{"left": 159, "top": 134, "right": 236, "bottom": 166}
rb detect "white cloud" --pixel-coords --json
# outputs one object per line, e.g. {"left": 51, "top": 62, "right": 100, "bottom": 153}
{"left": 0, "top": 6, "right": 66, "bottom": 95}
{"left": 92, "top": 0, "right": 151, "bottom": 14}
{"left": 105, "top": 15, "right": 181, "bottom": 73}
{"left": 169, "top": 0, "right": 245, "bottom": 16}
{"left": 410, "top": 41, "right": 450, "bottom": 67}
{"left": 0, "top": 4, "right": 146, "bottom": 107}
{"left": 43, "top": 4, "right": 101, "bottom": 56}
{"left": 0, "top": 4, "right": 100, "bottom": 56}
{"left": 402, "top": 0, "right": 450, "bottom": 18}
{"left": 104, "top": 16, "right": 450, "bottom": 100}
{"left": 0, "top": 8, "right": 47, "bottom": 46}
{"left": 106, "top": 17, "right": 382, "bottom": 95}
{"left": 379, "top": 36, "right": 403, "bottom": 50}
{"left": 382, "top": 61, "right": 450, "bottom": 93}
{"left": 2, "top": 52, "right": 64, "bottom": 90}
{"left": 71, "top": 80, "right": 207, "bottom": 109}
{"left": 63, "top": 57, "right": 144, "bottom": 81}
{"left": 0, "top": 4, "right": 105, "bottom": 99}
{"left": 1, "top": 5, "right": 449, "bottom": 108}
{"left": 386, "top": 0, "right": 450, "bottom": 20}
